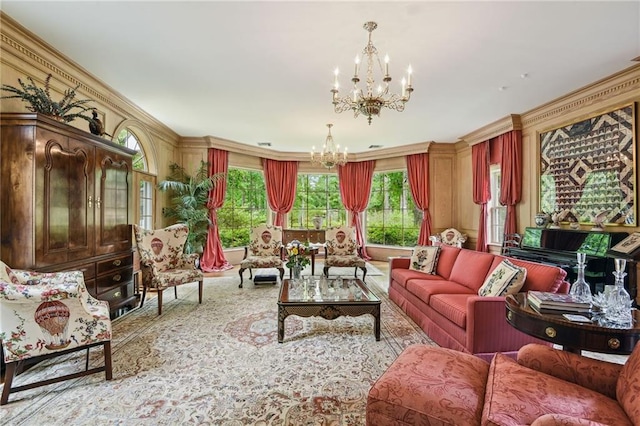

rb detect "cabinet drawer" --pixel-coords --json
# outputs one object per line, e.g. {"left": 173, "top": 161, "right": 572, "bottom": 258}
{"left": 99, "top": 281, "right": 134, "bottom": 304}
{"left": 97, "top": 253, "right": 133, "bottom": 275}
{"left": 74, "top": 263, "right": 96, "bottom": 280}
{"left": 96, "top": 266, "right": 133, "bottom": 291}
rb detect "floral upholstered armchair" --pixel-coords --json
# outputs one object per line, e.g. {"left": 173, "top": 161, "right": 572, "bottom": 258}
{"left": 0, "top": 260, "right": 112, "bottom": 405}
{"left": 133, "top": 224, "right": 204, "bottom": 315}
{"left": 429, "top": 227, "right": 467, "bottom": 248}
{"left": 239, "top": 224, "right": 285, "bottom": 288}
{"left": 323, "top": 225, "right": 367, "bottom": 282}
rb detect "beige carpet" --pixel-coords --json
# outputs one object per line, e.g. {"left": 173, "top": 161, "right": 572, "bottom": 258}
{"left": 2, "top": 275, "right": 434, "bottom": 425}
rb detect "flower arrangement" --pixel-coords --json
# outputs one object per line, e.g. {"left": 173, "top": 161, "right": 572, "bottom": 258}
{"left": 285, "top": 240, "right": 311, "bottom": 270}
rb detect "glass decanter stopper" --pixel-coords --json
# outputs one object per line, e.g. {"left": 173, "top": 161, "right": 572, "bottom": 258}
{"left": 569, "top": 252, "right": 592, "bottom": 303}
{"left": 605, "top": 259, "right": 633, "bottom": 327}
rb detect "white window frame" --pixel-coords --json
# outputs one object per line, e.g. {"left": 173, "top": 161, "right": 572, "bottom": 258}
{"left": 488, "top": 165, "right": 506, "bottom": 245}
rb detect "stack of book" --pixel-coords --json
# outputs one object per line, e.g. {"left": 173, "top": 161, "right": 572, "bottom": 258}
{"left": 527, "top": 291, "right": 592, "bottom": 314}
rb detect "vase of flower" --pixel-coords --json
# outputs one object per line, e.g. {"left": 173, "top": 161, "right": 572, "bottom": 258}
{"left": 286, "top": 240, "right": 310, "bottom": 280}
{"left": 292, "top": 264, "right": 302, "bottom": 280}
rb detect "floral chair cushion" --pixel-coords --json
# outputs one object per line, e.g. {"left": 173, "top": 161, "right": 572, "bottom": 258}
{"left": 0, "top": 261, "right": 111, "bottom": 363}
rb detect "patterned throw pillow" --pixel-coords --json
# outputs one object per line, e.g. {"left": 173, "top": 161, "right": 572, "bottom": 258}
{"left": 409, "top": 246, "right": 441, "bottom": 275}
{"left": 478, "top": 259, "right": 527, "bottom": 296}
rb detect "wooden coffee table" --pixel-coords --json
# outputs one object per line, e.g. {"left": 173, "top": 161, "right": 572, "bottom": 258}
{"left": 506, "top": 293, "right": 640, "bottom": 354}
{"left": 277, "top": 278, "right": 381, "bottom": 343}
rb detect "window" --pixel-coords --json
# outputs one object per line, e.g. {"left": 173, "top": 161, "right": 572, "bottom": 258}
{"left": 289, "top": 174, "right": 345, "bottom": 229}
{"left": 367, "top": 171, "right": 419, "bottom": 247}
{"left": 115, "top": 129, "right": 154, "bottom": 228}
{"left": 218, "top": 168, "right": 267, "bottom": 248}
{"left": 488, "top": 165, "right": 506, "bottom": 244}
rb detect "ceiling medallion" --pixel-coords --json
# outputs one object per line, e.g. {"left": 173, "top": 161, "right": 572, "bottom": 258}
{"left": 331, "top": 21, "right": 414, "bottom": 125}
{"left": 310, "top": 124, "right": 347, "bottom": 169}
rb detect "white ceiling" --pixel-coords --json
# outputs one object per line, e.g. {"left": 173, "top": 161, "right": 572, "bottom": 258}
{"left": 2, "top": 1, "right": 639, "bottom": 154}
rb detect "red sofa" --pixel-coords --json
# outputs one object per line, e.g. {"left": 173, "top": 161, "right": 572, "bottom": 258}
{"left": 389, "top": 245, "right": 570, "bottom": 360}
{"left": 367, "top": 343, "right": 639, "bottom": 425}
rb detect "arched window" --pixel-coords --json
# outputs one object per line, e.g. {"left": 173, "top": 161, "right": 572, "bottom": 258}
{"left": 116, "top": 128, "right": 155, "bottom": 229}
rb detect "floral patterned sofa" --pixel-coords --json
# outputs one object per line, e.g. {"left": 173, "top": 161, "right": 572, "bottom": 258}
{"left": 367, "top": 343, "right": 640, "bottom": 425}
{"left": 389, "top": 245, "right": 570, "bottom": 361}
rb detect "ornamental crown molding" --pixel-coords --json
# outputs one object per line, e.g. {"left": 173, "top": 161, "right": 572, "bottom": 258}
{"left": 460, "top": 114, "right": 522, "bottom": 146}
{"left": 521, "top": 64, "right": 640, "bottom": 128}
{"left": 181, "top": 136, "right": 432, "bottom": 162}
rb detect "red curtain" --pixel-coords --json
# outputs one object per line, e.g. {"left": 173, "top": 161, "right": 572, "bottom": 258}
{"left": 263, "top": 159, "right": 298, "bottom": 227}
{"left": 406, "top": 153, "right": 433, "bottom": 245}
{"left": 499, "top": 130, "right": 523, "bottom": 235}
{"left": 338, "top": 160, "right": 375, "bottom": 260}
{"left": 472, "top": 141, "right": 491, "bottom": 252}
{"left": 200, "top": 148, "right": 232, "bottom": 272}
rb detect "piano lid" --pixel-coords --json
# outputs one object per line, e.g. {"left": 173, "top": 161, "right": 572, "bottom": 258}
{"left": 522, "top": 227, "right": 627, "bottom": 257}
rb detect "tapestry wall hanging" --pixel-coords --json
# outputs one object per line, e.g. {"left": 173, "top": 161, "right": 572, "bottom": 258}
{"left": 540, "top": 103, "right": 636, "bottom": 226}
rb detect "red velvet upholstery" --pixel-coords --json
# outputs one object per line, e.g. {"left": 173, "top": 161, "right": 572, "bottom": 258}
{"left": 389, "top": 247, "right": 569, "bottom": 360}
{"left": 367, "top": 344, "right": 638, "bottom": 426}
{"left": 367, "top": 345, "right": 489, "bottom": 425}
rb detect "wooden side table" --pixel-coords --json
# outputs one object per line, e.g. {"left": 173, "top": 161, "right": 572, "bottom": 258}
{"left": 506, "top": 293, "right": 640, "bottom": 355}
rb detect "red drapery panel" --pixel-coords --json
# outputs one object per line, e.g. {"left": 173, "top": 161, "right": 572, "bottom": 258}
{"left": 338, "top": 160, "right": 375, "bottom": 260}
{"left": 263, "top": 158, "right": 298, "bottom": 227}
{"left": 499, "top": 130, "right": 523, "bottom": 235}
{"left": 200, "top": 148, "right": 233, "bottom": 272}
{"left": 406, "top": 153, "right": 433, "bottom": 245}
{"left": 472, "top": 141, "right": 491, "bottom": 252}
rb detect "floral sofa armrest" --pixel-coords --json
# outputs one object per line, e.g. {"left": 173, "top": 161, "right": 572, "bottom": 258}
{"left": 517, "top": 344, "right": 623, "bottom": 399}
{"left": 531, "top": 413, "right": 611, "bottom": 426}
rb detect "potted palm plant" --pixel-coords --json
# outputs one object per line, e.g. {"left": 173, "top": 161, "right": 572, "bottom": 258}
{"left": 158, "top": 161, "right": 224, "bottom": 255}
{"left": 0, "top": 74, "right": 94, "bottom": 124}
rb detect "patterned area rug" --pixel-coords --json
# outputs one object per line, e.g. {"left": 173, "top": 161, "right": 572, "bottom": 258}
{"left": 2, "top": 276, "right": 434, "bottom": 425}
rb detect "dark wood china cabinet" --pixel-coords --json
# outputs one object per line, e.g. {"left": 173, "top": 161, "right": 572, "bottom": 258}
{"left": 0, "top": 113, "right": 137, "bottom": 315}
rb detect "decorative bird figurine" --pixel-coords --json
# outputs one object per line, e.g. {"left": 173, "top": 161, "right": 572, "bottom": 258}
{"left": 89, "top": 109, "right": 111, "bottom": 137}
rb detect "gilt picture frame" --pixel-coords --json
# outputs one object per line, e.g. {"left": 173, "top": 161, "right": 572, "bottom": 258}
{"left": 539, "top": 103, "right": 637, "bottom": 226}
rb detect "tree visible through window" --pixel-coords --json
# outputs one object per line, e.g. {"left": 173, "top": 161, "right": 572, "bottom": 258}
{"left": 289, "top": 174, "right": 345, "bottom": 229}
{"left": 367, "top": 171, "right": 419, "bottom": 246}
{"left": 218, "top": 168, "right": 267, "bottom": 248}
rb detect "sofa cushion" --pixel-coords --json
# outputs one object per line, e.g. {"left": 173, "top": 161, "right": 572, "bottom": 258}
{"left": 483, "top": 354, "right": 633, "bottom": 426}
{"left": 435, "top": 245, "right": 461, "bottom": 279}
{"left": 617, "top": 342, "right": 640, "bottom": 425}
{"left": 504, "top": 256, "right": 568, "bottom": 293}
{"left": 0, "top": 261, "right": 19, "bottom": 285}
{"left": 448, "top": 249, "right": 496, "bottom": 291}
{"left": 409, "top": 245, "right": 441, "bottom": 274}
{"left": 367, "top": 345, "right": 489, "bottom": 426}
{"left": 429, "top": 294, "right": 471, "bottom": 329}
{"left": 478, "top": 259, "right": 527, "bottom": 296}
{"left": 406, "top": 279, "right": 473, "bottom": 304}
{"left": 391, "top": 268, "right": 444, "bottom": 289}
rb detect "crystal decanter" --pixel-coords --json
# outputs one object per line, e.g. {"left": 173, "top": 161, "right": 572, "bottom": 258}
{"left": 569, "top": 252, "right": 592, "bottom": 303}
{"left": 605, "top": 259, "right": 633, "bottom": 327}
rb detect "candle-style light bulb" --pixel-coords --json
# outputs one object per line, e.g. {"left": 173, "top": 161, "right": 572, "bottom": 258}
{"left": 384, "top": 54, "right": 390, "bottom": 75}
{"left": 333, "top": 67, "right": 339, "bottom": 89}
{"left": 407, "top": 65, "right": 413, "bottom": 86}
{"left": 354, "top": 55, "right": 360, "bottom": 76}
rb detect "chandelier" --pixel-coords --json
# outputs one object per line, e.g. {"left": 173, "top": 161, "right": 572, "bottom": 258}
{"left": 310, "top": 124, "right": 347, "bottom": 169}
{"left": 331, "top": 21, "right": 414, "bottom": 125}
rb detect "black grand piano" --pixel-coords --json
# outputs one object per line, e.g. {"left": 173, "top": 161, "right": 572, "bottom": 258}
{"left": 505, "top": 227, "right": 636, "bottom": 302}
